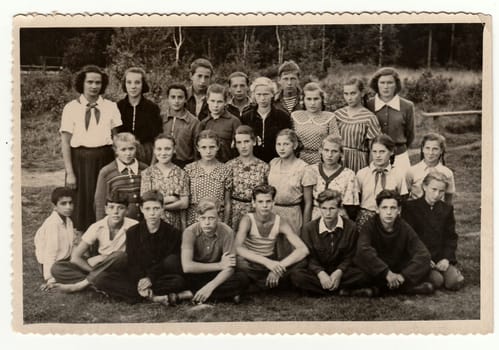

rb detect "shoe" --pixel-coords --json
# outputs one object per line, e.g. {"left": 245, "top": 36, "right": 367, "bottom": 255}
{"left": 338, "top": 288, "right": 351, "bottom": 296}
{"left": 168, "top": 293, "right": 178, "bottom": 306}
{"left": 233, "top": 295, "right": 241, "bottom": 304}
{"left": 350, "top": 287, "right": 379, "bottom": 297}
{"left": 405, "top": 282, "right": 434, "bottom": 295}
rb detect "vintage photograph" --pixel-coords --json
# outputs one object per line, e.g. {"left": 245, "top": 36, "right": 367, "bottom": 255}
{"left": 12, "top": 13, "right": 492, "bottom": 334}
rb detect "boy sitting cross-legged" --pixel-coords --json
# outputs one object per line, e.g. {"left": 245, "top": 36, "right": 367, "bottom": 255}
{"left": 234, "top": 185, "right": 309, "bottom": 292}
{"left": 181, "top": 198, "right": 250, "bottom": 304}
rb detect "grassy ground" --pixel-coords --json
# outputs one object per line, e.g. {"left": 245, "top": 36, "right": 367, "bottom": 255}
{"left": 21, "top": 131, "right": 481, "bottom": 323}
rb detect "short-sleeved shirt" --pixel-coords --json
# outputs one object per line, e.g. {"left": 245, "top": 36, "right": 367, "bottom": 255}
{"left": 59, "top": 95, "right": 122, "bottom": 148}
{"left": 356, "top": 162, "right": 408, "bottom": 211}
{"left": 182, "top": 222, "right": 234, "bottom": 263}
{"left": 82, "top": 216, "right": 138, "bottom": 258}
{"left": 268, "top": 157, "right": 313, "bottom": 206}
{"left": 406, "top": 160, "right": 456, "bottom": 200}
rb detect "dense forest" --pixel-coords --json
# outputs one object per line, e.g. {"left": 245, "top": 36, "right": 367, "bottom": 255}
{"left": 20, "top": 23, "right": 483, "bottom": 77}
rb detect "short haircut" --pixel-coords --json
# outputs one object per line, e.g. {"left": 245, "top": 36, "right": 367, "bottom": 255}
{"left": 140, "top": 190, "right": 164, "bottom": 206}
{"left": 250, "top": 77, "right": 278, "bottom": 96}
{"left": 369, "top": 67, "right": 402, "bottom": 95}
{"left": 166, "top": 82, "right": 188, "bottom": 99}
{"left": 316, "top": 189, "right": 343, "bottom": 207}
{"left": 278, "top": 60, "right": 301, "bottom": 77}
{"left": 422, "top": 170, "right": 449, "bottom": 189}
{"left": 51, "top": 187, "right": 74, "bottom": 205}
{"left": 420, "top": 132, "right": 447, "bottom": 164}
{"left": 206, "top": 83, "right": 230, "bottom": 101}
{"left": 121, "top": 67, "right": 150, "bottom": 94}
{"left": 74, "top": 65, "right": 109, "bottom": 94}
{"left": 106, "top": 190, "right": 129, "bottom": 207}
{"left": 196, "top": 129, "right": 220, "bottom": 147}
{"left": 154, "top": 133, "right": 176, "bottom": 148}
{"left": 302, "top": 82, "right": 326, "bottom": 110}
{"left": 252, "top": 184, "right": 277, "bottom": 201}
{"left": 228, "top": 71, "right": 249, "bottom": 86}
{"left": 190, "top": 58, "right": 214, "bottom": 75}
{"left": 113, "top": 132, "right": 138, "bottom": 149}
{"left": 234, "top": 125, "right": 256, "bottom": 142}
{"left": 196, "top": 198, "right": 220, "bottom": 215}
{"left": 375, "top": 189, "right": 402, "bottom": 207}
{"left": 371, "top": 133, "right": 396, "bottom": 153}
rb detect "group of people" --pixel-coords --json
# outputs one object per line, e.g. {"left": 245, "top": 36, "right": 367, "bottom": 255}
{"left": 33, "top": 58, "right": 464, "bottom": 307}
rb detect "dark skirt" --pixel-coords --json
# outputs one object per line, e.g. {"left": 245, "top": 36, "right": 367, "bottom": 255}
{"left": 70, "top": 145, "right": 114, "bottom": 231}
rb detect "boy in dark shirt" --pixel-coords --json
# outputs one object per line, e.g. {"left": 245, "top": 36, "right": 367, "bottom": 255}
{"left": 289, "top": 190, "right": 359, "bottom": 295}
{"left": 346, "top": 189, "right": 434, "bottom": 296}
{"left": 93, "top": 190, "right": 191, "bottom": 305}
{"left": 181, "top": 198, "right": 249, "bottom": 304}
{"left": 402, "top": 171, "right": 464, "bottom": 290}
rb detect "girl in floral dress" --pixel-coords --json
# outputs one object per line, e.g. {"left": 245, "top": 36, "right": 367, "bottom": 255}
{"left": 334, "top": 77, "right": 381, "bottom": 173}
{"left": 140, "top": 134, "right": 189, "bottom": 231}
{"left": 291, "top": 82, "right": 340, "bottom": 164}
{"left": 184, "top": 130, "right": 232, "bottom": 226}
{"left": 226, "top": 125, "right": 269, "bottom": 231}
{"left": 268, "top": 129, "right": 314, "bottom": 258}
{"left": 303, "top": 135, "right": 359, "bottom": 221}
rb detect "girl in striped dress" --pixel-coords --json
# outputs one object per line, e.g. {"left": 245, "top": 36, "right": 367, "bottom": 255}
{"left": 334, "top": 77, "right": 381, "bottom": 173}
{"left": 226, "top": 125, "right": 269, "bottom": 231}
{"left": 291, "top": 82, "right": 340, "bottom": 165}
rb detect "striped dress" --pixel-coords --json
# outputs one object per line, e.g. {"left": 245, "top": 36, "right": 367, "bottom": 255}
{"left": 334, "top": 107, "right": 381, "bottom": 173}
{"left": 291, "top": 110, "right": 340, "bottom": 164}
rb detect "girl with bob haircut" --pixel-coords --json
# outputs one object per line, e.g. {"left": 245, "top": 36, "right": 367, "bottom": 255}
{"left": 303, "top": 135, "right": 359, "bottom": 220}
{"left": 406, "top": 132, "right": 455, "bottom": 204}
{"left": 268, "top": 129, "right": 314, "bottom": 258}
{"left": 291, "top": 82, "right": 340, "bottom": 164}
{"left": 60, "top": 65, "right": 122, "bottom": 232}
{"left": 226, "top": 125, "right": 270, "bottom": 231}
{"left": 141, "top": 133, "right": 189, "bottom": 231}
{"left": 117, "top": 67, "right": 162, "bottom": 165}
{"left": 334, "top": 77, "right": 381, "bottom": 173}
{"left": 366, "top": 67, "right": 415, "bottom": 177}
{"left": 355, "top": 134, "right": 408, "bottom": 228}
{"left": 184, "top": 130, "right": 232, "bottom": 226}
{"left": 241, "top": 77, "right": 293, "bottom": 163}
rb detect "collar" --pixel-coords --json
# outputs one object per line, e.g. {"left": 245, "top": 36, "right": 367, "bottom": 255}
{"left": 318, "top": 215, "right": 344, "bottom": 235}
{"left": 228, "top": 96, "right": 251, "bottom": 109}
{"left": 116, "top": 158, "right": 139, "bottom": 175}
{"left": 124, "top": 95, "right": 144, "bottom": 107}
{"left": 166, "top": 108, "right": 189, "bottom": 120}
{"left": 369, "top": 162, "right": 392, "bottom": 173}
{"left": 187, "top": 86, "right": 206, "bottom": 101}
{"left": 208, "top": 110, "right": 231, "bottom": 120}
{"left": 51, "top": 210, "right": 67, "bottom": 225}
{"left": 421, "top": 160, "right": 444, "bottom": 172}
{"left": 79, "top": 94, "right": 103, "bottom": 106}
{"left": 195, "top": 223, "right": 219, "bottom": 238}
{"left": 374, "top": 94, "right": 400, "bottom": 112}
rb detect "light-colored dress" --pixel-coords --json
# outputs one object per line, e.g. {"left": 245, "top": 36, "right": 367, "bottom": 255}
{"left": 184, "top": 161, "right": 232, "bottom": 226}
{"left": 268, "top": 157, "right": 313, "bottom": 234}
{"left": 303, "top": 164, "right": 359, "bottom": 220}
{"left": 334, "top": 106, "right": 381, "bottom": 173}
{"left": 140, "top": 163, "right": 189, "bottom": 230}
{"left": 226, "top": 157, "right": 269, "bottom": 231}
{"left": 291, "top": 110, "right": 340, "bottom": 164}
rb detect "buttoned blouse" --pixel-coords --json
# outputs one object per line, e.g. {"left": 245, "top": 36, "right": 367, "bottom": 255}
{"left": 60, "top": 95, "right": 122, "bottom": 148}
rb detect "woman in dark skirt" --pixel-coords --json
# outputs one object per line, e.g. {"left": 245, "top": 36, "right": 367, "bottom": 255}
{"left": 60, "top": 65, "right": 122, "bottom": 232}
{"left": 117, "top": 67, "right": 162, "bottom": 165}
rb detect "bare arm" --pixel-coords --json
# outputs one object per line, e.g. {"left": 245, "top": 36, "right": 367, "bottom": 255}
{"left": 234, "top": 215, "right": 276, "bottom": 269}
{"left": 60, "top": 132, "right": 76, "bottom": 188}
{"left": 223, "top": 189, "right": 231, "bottom": 225}
{"left": 163, "top": 195, "right": 189, "bottom": 211}
{"left": 302, "top": 185, "right": 313, "bottom": 224}
{"left": 278, "top": 219, "right": 309, "bottom": 268}
{"left": 70, "top": 241, "right": 93, "bottom": 272}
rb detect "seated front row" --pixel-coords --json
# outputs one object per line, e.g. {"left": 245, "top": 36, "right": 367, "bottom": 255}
{"left": 35, "top": 175, "right": 463, "bottom": 305}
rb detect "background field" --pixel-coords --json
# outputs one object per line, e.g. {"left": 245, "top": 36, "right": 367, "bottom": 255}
{"left": 20, "top": 64, "right": 482, "bottom": 323}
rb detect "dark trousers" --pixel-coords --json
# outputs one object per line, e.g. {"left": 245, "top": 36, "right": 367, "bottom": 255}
{"left": 236, "top": 256, "right": 295, "bottom": 292}
{"left": 51, "top": 251, "right": 127, "bottom": 284}
{"left": 184, "top": 271, "right": 250, "bottom": 300}
{"left": 289, "top": 267, "right": 371, "bottom": 296}
{"left": 93, "top": 254, "right": 187, "bottom": 304}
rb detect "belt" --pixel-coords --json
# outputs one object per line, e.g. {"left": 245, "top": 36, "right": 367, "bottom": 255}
{"left": 275, "top": 202, "right": 301, "bottom": 207}
{"left": 232, "top": 196, "right": 252, "bottom": 203}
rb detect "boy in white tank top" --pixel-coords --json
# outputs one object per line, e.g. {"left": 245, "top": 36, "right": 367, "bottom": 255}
{"left": 234, "top": 185, "right": 309, "bottom": 291}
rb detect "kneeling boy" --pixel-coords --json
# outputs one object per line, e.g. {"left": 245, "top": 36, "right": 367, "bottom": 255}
{"left": 50, "top": 191, "right": 138, "bottom": 292}
{"left": 181, "top": 198, "right": 249, "bottom": 304}
{"left": 234, "top": 185, "right": 309, "bottom": 291}
{"left": 348, "top": 189, "right": 434, "bottom": 296}
{"left": 289, "top": 189, "right": 359, "bottom": 295}
{"left": 402, "top": 171, "right": 464, "bottom": 290}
